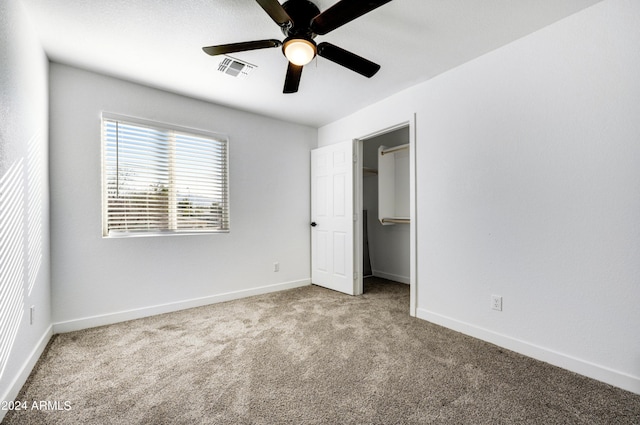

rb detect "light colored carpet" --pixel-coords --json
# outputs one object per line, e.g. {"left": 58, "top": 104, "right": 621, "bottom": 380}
{"left": 3, "top": 278, "right": 639, "bottom": 424}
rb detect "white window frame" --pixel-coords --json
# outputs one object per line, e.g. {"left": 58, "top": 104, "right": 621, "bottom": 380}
{"left": 101, "top": 112, "right": 230, "bottom": 237}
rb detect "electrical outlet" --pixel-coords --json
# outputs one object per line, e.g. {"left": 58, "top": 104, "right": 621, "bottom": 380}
{"left": 273, "top": 262, "right": 279, "bottom": 272}
{"left": 30, "top": 305, "right": 36, "bottom": 325}
{"left": 491, "top": 295, "right": 502, "bottom": 311}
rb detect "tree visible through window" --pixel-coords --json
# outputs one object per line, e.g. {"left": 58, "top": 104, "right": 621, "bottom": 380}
{"left": 102, "top": 114, "right": 229, "bottom": 236}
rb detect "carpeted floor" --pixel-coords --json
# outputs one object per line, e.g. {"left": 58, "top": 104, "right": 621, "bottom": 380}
{"left": 3, "top": 278, "right": 640, "bottom": 424}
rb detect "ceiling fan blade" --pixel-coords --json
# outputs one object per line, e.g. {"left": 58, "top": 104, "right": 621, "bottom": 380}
{"left": 310, "top": 0, "right": 392, "bottom": 35}
{"left": 283, "top": 62, "right": 303, "bottom": 94}
{"left": 317, "top": 42, "right": 380, "bottom": 78}
{"left": 256, "top": 0, "right": 293, "bottom": 27}
{"left": 202, "top": 39, "right": 282, "bottom": 56}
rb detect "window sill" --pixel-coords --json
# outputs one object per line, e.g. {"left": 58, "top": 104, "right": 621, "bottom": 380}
{"left": 103, "top": 230, "right": 230, "bottom": 239}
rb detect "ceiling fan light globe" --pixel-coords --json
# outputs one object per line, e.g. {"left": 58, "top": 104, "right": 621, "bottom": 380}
{"left": 284, "top": 38, "right": 316, "bottom": 66}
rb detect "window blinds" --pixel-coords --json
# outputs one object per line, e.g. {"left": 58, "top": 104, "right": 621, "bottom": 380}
{"left": 102, "top": 115, "right": 229, "bottom": 236}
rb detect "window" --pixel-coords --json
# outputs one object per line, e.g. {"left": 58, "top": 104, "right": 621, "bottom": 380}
{"left": 102, "top": 113, "right": 229, "bottom": 237}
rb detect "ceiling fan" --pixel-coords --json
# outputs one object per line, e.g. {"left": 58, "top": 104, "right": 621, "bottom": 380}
{"left": 202, "top": 0, "right": 392, "bottom": 93}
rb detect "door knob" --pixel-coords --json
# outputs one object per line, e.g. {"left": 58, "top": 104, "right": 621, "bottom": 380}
{"left": 310, "top": 222, "right": 317, "bottom": 227}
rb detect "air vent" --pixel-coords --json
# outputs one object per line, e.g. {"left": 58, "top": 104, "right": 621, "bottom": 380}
{"left": 218, "top": 56, "right": 256, "bottom": 79}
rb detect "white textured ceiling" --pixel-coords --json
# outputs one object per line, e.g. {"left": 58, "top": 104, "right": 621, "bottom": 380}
{"left": 21, "top": 0, "right": 602, "bottom": 127}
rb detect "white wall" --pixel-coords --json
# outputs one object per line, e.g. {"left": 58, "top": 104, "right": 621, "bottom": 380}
{"left": 319, "top": 0, "right": 640, "bottom": 394}
{"left": 0, "top": 0, "right": 52, "bottom": 417}
{"left": 49, "top": 64, "right": 316, "bottom": 331}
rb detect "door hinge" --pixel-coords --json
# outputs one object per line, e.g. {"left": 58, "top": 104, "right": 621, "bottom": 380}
{"left": 353, "top": 272, "right": 358, "bottom": 280}
{"left": 353, "top": 213, "right": 358, "bottom": 221}
{"left": 353, "top": 154, "right": 357, "bottom": 163}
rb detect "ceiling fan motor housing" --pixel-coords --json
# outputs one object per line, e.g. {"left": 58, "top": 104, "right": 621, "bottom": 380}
{"left": 281, "top": 0, "right": 321, "bottom": 39}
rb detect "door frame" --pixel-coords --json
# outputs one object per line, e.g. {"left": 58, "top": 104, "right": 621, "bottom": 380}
{"left": 353, "top": 115, "right": 417, "bottom": 316}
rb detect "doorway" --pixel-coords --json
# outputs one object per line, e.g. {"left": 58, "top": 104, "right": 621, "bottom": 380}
{"left": 354, "top": 118, "right": 417, "bottom": 316}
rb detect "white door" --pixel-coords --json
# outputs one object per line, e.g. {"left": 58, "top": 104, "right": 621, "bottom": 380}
{"left": 311, "top": 141, "right": 355, "bottom": 295}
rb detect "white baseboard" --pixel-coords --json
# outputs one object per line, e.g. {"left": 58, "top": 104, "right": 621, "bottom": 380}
{"left": 53, "top": 279, "right": 311, "bottom": 334}
{"left": 0, "top": 325, "right": 53, "bottom": 422}
{"left": 372, "top": 270, "right": 410, "bottom": 284}
{"left": 417, "top": 308, "right": 640, "bottom": 395}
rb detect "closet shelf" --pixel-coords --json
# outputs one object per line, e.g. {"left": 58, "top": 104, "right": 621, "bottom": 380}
{"left": 381, "top": 217, "right": 410, "bottom": 224}
{"left": 363, "top": 167, "right": 378, "bottom": 177}
{"left": 380, "top": 144, "right": 409, "bottom": 156}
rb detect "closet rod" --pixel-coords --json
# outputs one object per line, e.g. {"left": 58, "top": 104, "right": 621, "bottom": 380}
{"left": 381, "top": 218, "right": 410, "bottom": 224}
{"left": 380, "top": 143, "right": 410, "bottom": 156}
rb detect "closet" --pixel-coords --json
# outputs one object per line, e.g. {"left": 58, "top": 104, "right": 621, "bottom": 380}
{"left": 361, "top": 126, "right": 410, "bottom": 284}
